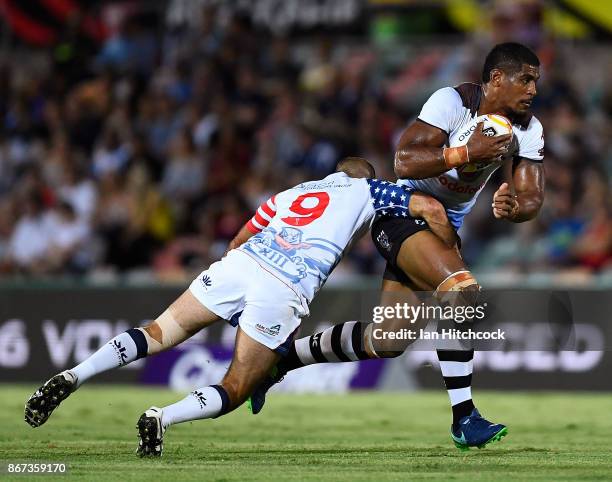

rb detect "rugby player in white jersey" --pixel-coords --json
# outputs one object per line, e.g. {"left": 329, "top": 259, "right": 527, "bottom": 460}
{"left": 248, "top": 43, "right": 545, "bottom": 451}
{"left": 24, "top": 157, "right": 458, "bottom": 457}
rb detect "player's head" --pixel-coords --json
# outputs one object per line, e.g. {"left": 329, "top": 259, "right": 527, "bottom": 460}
{"left": 336, "top": 157, "right": 375, "bottom": 178}
{"left": 482, "top": 42, "right": 540, "bottom": 115}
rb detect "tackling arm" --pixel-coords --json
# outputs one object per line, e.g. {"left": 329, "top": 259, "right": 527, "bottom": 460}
{"left": 408, "top": 192, "right": 458, "bottom": 248}
{"left": 368, "top": 179, "right": 458, "bottom": 249}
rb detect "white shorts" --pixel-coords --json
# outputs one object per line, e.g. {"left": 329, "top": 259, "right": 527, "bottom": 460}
{"left": 189, "top": 250, "right": 309, "bottom": 353}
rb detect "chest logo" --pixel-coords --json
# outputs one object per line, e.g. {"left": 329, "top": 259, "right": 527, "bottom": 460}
{"left": 243, "top": 227, "right": 341, "bottom": 284}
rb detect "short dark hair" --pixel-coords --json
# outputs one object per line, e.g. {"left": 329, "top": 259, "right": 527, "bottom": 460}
{"left": 336, "top": 156, "right": 375, "bottom": 179}
{"left": 482, "top": 43, "right": 540, "bottom": 83}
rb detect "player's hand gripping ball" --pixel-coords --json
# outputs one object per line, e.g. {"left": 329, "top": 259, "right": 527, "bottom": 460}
{"left": 467, "top": 114, "right": 518, "bottom": 163}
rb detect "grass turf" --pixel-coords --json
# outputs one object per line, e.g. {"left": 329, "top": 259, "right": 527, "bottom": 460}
{"left": 1, "top": 385, "right": 611, "bottom": 481}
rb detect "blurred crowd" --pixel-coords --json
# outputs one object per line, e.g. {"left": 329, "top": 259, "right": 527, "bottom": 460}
{"left": 0, "top": 3, "right": 610, "bottom": 283}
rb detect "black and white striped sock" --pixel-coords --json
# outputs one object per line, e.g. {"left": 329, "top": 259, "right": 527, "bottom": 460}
{"left": 437, "top": 349, "right": 475, "bottom": 428}
{"left": 279, "top": 321, "right": 372, "bottom": 373}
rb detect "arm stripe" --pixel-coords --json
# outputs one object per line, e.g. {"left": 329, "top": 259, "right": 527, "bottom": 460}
{"left": 254, "top": 212, "right": 270, "bottom": 227}
{"left": 246, "top": 220, "right": 261, "bottom": 234}
{"left": 257, "top": 208, "right": 273, "bottom": 222}
{"left": 262, "top": 200, "right": 276, "bottom": 217}
{"left": 252, "top": 217, "right": 266, "bottom": 230}
{"left": 246, "top": 194, "right": 278, "bottom": 235}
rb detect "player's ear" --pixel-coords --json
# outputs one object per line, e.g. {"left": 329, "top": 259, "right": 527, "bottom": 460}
{"left": 489, "top": 68, "right": 504, "bottom": 87}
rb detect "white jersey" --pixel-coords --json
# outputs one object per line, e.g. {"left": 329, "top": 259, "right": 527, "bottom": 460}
{"left": 400, "top": 83, "right": 545, "bottom": 229}
{"left": 240, "top": 172, "right": 412, "bottom": 302}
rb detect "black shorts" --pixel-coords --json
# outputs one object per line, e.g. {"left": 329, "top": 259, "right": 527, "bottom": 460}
{"left": 371, "top": 216, "right": 460, "bottom": 285}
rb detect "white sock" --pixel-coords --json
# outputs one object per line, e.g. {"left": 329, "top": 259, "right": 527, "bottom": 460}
{"left": 71, "top": 331, "right": 142, "bottom": 386}
{"left": 161, "top": 386, "right": 226, "bottom": 428}
{"left": 438, "top": 356, "right": 474, "bottom": 406}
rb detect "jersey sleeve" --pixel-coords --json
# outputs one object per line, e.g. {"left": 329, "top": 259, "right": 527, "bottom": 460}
{"left": 516, "top": 117, "right": 544, "bottom": 162}
{"left": 367, "top": 179, "right": 412, "bottom": 219}
{"left": 417, "top": 87, "right": 463, "bottom": 134}
{"left": 246, "top": 195, "right": 277, "bottom": 234}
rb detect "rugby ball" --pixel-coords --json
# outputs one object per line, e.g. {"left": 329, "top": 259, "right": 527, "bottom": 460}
{"left": 478, "top": 114, "right": 518, "bottom": 161}
{"left": 480, "top": 113, "right": 513, "bottom": 138}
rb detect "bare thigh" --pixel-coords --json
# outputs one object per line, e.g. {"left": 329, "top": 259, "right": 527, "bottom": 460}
{"left": 396, "top": 230, "right": 467, "bottom": 290}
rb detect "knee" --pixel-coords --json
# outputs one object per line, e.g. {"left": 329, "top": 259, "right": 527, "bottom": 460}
{"left": 435, "top": 270, "right": 481, "bottom": 308}
{"left": 435, "top": 271, "right": 480, "bottom": 296}
{"left": 457, "top": 283, "right": 481, "bottom": 307}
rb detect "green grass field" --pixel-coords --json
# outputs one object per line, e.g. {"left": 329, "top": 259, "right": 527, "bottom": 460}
{"left": 1, "top": 385, "right": 611, "bottom": 481}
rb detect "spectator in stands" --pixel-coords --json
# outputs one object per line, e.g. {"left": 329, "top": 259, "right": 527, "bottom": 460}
{"left": 0, "top": 3, "right": 608, "bottom": 284}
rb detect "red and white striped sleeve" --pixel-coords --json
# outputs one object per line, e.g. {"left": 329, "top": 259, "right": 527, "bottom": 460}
{"left": 246, "top": 195, "right": 277, "bottom": 234}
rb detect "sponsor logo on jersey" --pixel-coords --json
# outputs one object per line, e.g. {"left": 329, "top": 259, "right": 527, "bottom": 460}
{"left": 376, "top": 230, "right": 392, "bottom": 252}
{"left": 201, "top": 275, "right": 212, "bottom": 288}
{"left": 458, "top": 124, "right": 478, "bottom": 142}
{"left": 438, "top": 175, "right": 484, "bottom": 195}
{"left": 255, "top": 323, "right": 281, "bottom": 337}
{"left": 297, "top": 179, "right": 352, "bottom": 191}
